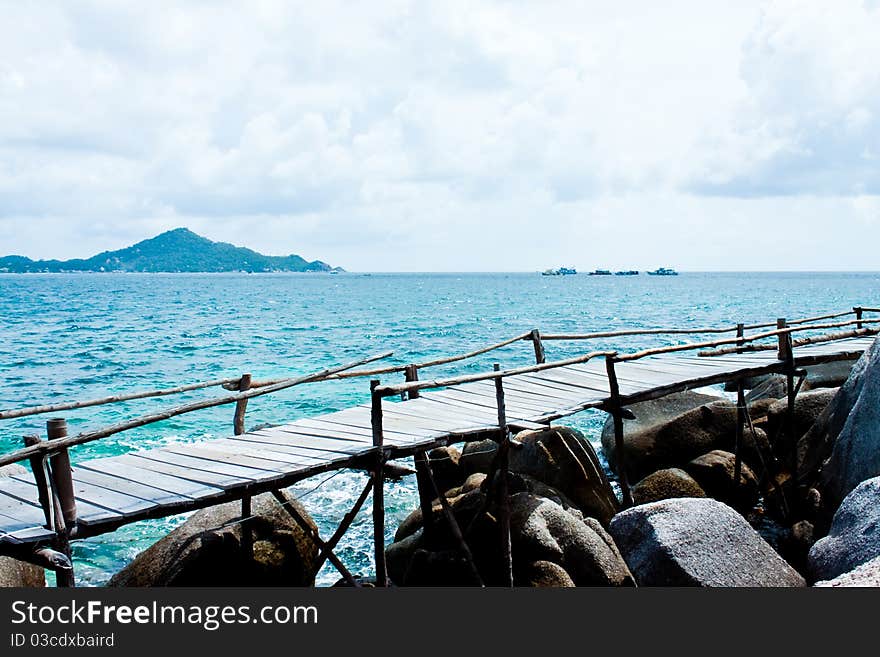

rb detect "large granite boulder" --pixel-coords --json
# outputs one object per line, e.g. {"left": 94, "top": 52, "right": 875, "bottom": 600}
{"left": 814, "top": 555, "right": 880, "bottom": 587}
{"left": 0, "top": 464, "right": 46, "bottom": 587}
{"left": 802, "top": 360, "right": 857, "bottom": 389}
{"left": 601, "top": 391, "right": 720, "bottom": 470}
{"left": 462, "top": 426, "right": 618, "bottom": 525}
{"left": 427, "top": 446, "right": 464, "bottom": 495}
{"left": 386, "top": 488, "right": 633, "bottom": 586}
{"left": 509, "top": 493, "right": 634, "bottom": 586}
{"left": 631, "top": 468, "right": 706, "bottom": 505}
{"left": 684, "top": 450, "right": 759, "bottom": 512}
{"left": 108, "top": 491, "right": 319, "bottom": 586}
{"left": 766, "top": 388, "right": 837, "bottom": 464}
{"left": 808, "top": 476, "right": 880, "bottom": 583}
{"left": 603, "top": 400, "right": 743, "bottom": 483}
{"left": 609, "top": 498, "right": 805, "bottom": 587}
{"left": 797, "top": 338, "right": 880, "bottom": 522}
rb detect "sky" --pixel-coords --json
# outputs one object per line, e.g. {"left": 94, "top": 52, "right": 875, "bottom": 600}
{"left": 1, "top": 0, "right": 879, "bottom": 271}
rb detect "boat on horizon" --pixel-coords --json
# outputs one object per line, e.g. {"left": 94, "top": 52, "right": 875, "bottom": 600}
{"left": 647, "top": 267, "right": 679, "bottom": 276}
{"left": 542, "top": 267, "right": 577, "bottom": 276}
{"left": 615, "top": 270, "right": 639, "bottom": 276}
{"left": 588, "top": 269, "right": 613, "bottom": 276}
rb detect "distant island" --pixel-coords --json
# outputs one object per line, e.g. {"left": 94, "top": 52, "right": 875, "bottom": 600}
{"left": 0, "top": 228, "right": 344, "bottom": 274}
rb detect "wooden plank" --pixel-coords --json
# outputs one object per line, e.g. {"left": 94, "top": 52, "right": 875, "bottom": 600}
{"left": 498, "top": 378, "right": 587, "bottom": 404}
{"left": 256, "top": 424, "right": 373, "bottom": 444}
{"left": 0, "top": 500, "right": 47, "bottom": 532}
{"left": 79, "top": 457, "right": 226, "bottom": 499}
{"left": 442, "top": 383, "right": 552, "bottom": 413}
{"left": 295, "top": 413, "right": 437, "bottom": 439}
{"left": 126, "top": 452, "right": 258, "bottom": 488}
{"left": 375, "top": 402, "right": 493, "bottom": 431}
{"left": 0, "top": 477, "right": 120, "bottom": 525}
{"left": 231, "top": 432, "right": 366, "bottom": 457}
{"left": 193, "top": 439, "right": 336, "bottom": 468}
{"left": 71, "top": 467, "right": 190, "bottom": 505}
{"left": 161, "top": 445, "right": 292, "bottom": 475}
{"left": 419, "top": 393, "right": 546, "bottom": 429}
{"left": 10, "top": 472, "right": 153, "bottom": 517}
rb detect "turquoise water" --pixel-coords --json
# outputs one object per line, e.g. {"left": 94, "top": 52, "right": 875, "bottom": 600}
{"left": 0, "top": 271, "right": 877, "bottom": 585}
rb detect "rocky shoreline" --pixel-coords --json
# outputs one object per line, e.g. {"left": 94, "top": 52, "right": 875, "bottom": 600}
{"left": 3, "top": 340, "right": 879, "bottom": 588}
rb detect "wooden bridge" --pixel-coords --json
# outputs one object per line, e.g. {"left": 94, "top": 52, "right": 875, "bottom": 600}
{"left": 0, "top": 307, "right": 877, "bottom": 586}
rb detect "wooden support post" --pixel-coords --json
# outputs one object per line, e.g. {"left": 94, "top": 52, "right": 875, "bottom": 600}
{"left": 370, "top": 380, "right": 388, "bottom": 587}
{"left": 23, "top": 435, "right": 52, "bottom": 529}
{"left": 493, "top": 364, "right": 514, "bottom": 588}
{"left": 421, "top": 454, "right": 484, "bottom": 586}
{"left": 854, "top": 306, "right": 864, "bottom": 330}
{"left": 413, "top": 451, "right": 437, "bottom": 546}
{"left": 240, "top": 492, "right": 253, "bottom": 563}
{"left": 605, "top": 356, "right": 633, "bottom": 508}
{"left": 269, "top": 490, "right": 361, "bottom": 587}
{"left": 233, "top": 373, "right": 252, "bottom": 435}
{"left": 530, "top": 329, "right": 546, "bottom": 364}
{"left": 736, "top": 323, "right": 745, "bottom": 354}
{"left": 777, "top": 318, "right": 796, "bottom": 434}
{"left": 313, "top": 474, "right": 376, "bottom": 575}
{"left": 404, "top": 364, "right": 420, "bottom": 400}
{"left": 734, "top": 381, "right": 745, "bottom": 490}
{"left": 46, "top": 418, "right": 76, "bottom": 587}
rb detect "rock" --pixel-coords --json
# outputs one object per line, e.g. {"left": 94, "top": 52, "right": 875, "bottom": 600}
{"left": 766, "top": 388, "right": 837, "bottom": 462}
{"left": 603, "top": 400, "right": 741, "bottom": 483}
{"left": 601, "top": 391, "right": 721, "bottom": 467}
{"left": 631, "top": 468, "right": 706, "bottom": 505}
{"left": 797, "top": 338, "right": 880, "bottom": 522}
{"left": 403, "top": 548, "right": 479, "bottom": 586}
{"left": 777, "top": 520, "right": 815, "bottom": 575}
{"left": 428, "top": 446, "right": 464, "bottom": 495}
{"left": 684, "top": 450, "right": 759, "bottom": 512}
{"left": 808, "top": 476, "right": 880, "bottom": 583}
{"left": 0, "top": 557, "right": 45, "bottom": 587}
{"left": 108, "top": 491, "right": 318, "bottom": 586}
{"left": 509, "top": 493, "right": 634, "bottom": 586}
{"left": 386, "top": 487, "right": 633, "bottom": 586}
{"left": 803, "top": 360, "right": 857, "bottom": 389}
{"left": 609, "top": 498, "right": 806, "bottom": 587}
{"left": 745, "top": 374, "right": 798, "bottom": 403}
{"left": 463, "top": 427, "right": 618, "bottom": 525}
{"left": 516, "top": 560, "right": 576, "bottom": 587}
{"left": 814, "top": 555, "right": 880, "bottom": 587}
{"left": 460, "top": 439, "right": 498, "bottom": 475}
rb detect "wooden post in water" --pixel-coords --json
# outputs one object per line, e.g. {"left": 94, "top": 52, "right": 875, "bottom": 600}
{"left": 736, "top": 323, "right": 745, "bottom": 354}
{"left": 854, "top": 306, "right": 864, "bottom": 330}
{"left": 777, "top": 318, "right": 796, "bottom": 421}
{"left": 240, "top": 491, "right": 253, "bottom": 564}
{"left": 404, "top": 364, "right": 420, "bottom": 400}
{"left": 233, "top": 373, "right": 252, "bottom": 435}
{"left": 605, "top": 356, "right": 633, "bottom": 507}
{"left": 530, "top": 329, "right": 546, "bottom": 364}
{"left": 493, "top": 364, "right": 514, "bottom": 587}
{"left": 370, "top": 380, "right": 388, "bottom": 587}
{"left": 46, "top": 418, "right": 76, "bottom": 587}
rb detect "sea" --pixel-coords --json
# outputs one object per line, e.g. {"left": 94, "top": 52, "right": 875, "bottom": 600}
{"left": 0, "top": 271, "right": 877, "bottom": 586}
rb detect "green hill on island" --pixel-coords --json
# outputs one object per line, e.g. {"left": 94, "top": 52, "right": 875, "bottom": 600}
{"left": 0, "top": 228, "right": 343, "bottom": 273}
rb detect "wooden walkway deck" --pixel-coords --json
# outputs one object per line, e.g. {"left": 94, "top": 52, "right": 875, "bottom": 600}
{"left": 0, "top": 334, "right": 872, "bottom": 548}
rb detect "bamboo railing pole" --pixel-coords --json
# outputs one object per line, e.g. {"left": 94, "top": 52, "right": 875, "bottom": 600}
{"left": 1, "top": 376, "right": 246, "bottom": 421}
{"left": 493, "top": 363, "right": 513, "bottom": 587}
{"left": 0, "top": 351, "right": 393, "bottom": 469}
{"left": 370, "top": 380, "right": 388, "bottom": 587}
{"left": 374, "top": 350, "right": 615, "bottom": 397}
{"left": 854, "top": 306, "right": 864, "bottom": 330}
{"left": 736, "top": 323, "right": 745, "bottom": 354}
{"left": 233, "top": 373, "right": 252, "bottom": 435}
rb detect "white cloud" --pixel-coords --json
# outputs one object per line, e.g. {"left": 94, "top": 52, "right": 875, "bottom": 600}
{"left": 0, "top": 1, "right": 878, "bottom": 270}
